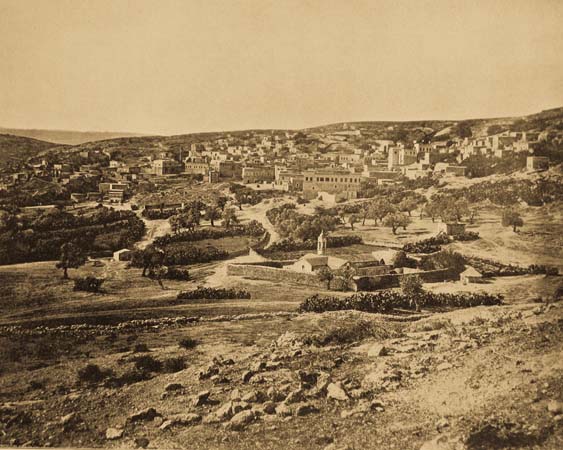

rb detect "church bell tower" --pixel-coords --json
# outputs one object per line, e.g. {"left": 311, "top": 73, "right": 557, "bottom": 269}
{"left": 317, "top": 230, "right": 327, "bottom": 255}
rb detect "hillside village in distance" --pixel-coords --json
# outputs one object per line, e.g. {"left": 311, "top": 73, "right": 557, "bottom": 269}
{"left": 0, "top": 107, "right": 562, "bottom": 449}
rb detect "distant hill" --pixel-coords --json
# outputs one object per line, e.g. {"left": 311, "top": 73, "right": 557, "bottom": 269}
{"left": 0, "top": 134, "right": 61, "bottom": 171}
{"left": 306, "top": 107, "right": 563, "bottom": 142}
{"left": 0, "top": 127, "right": 145, "bottom": 146}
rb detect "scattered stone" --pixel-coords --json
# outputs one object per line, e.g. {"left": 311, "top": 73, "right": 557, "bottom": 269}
{"left": 327, "top": 382, "right": 349, "bottom": 401}
{"left": 260, "top": 402, "right": 277, "bottom": 415}
{"left": 242, "top": 370, "right": 254, "bottom": 383}
{"left": 285, "top": 389, "right": 304, "bottom": 404}
{"left": 547, "top": 400, "right": 563, "bottom": 415}
{"left": 251, "top": 361, "right": 267, "bottom": 372}
{"left": 298, "top": 370, "right": 318, "bottom": 385}
{"left": 105, "top": 428, "right": 124, "bottom": 440}
{"left": 340, "top": 409, "right": 357, "bottom": 419}
{"left": 295, "top": 404, "right": 319, "bottom": 416}
{"left": 553, "top": 414, "right": 563, "bottom": 424}
{"left": 275, "top": 403, "right": 292, "bottom": 417}
{"left": 227, "top": 410, "right": 255, "bottom": 430}
{"left": 192, "top": 390, "right": 211, "bottom": 407}
{"left": 164, "top": 383, "right": 183, "bottom": 392}
{"left": 316, "top": 372, "right": 331, "bottom": 392}
{"left": 266, "top": 361, "right": 282, "bottom": 370}
{"left": 242, "top": 391, "right": 259, "bottom": 403}
{"left": 230, "top": 389, "right": 241, "bottom": 401}
{"left": 369, "top": 399, "right": 384, "bottom": 411}
{"left": 349, "top": 388, "right": 369, "bottom": 400}
{"left": 419, "top": 434, "right": 466, "bottom": 450}
{"left": 214, "top": 402, "right": 235, "bottom": 421}
{"left": 199, "top": 364, "right": 219, "bottom": 380}
{"left": 60, "top": 413, "right": 78, "bottom": 427}
{"left": 437, "top": 362, "right": 453, "bottom": 371}
{"left": 333, "top": 357, "right": 344, "bottom": 368}
{"left": 160, "top": 413, "right": 201, "bottom": 430}
{"left": 267, "top": 387, "right": 285, "bottom": 402}
{"left": 134, "top": 437, "right": 149, "bottom": 449}
{"left": 275, "top": 332, "right": 302, "bottom": 349}
{"left": 368, "top": 344, "right": 388, "bottom": 357}
{"left": 129, "top": 408, "right": 159, "bottom": 422}
{"left": 152, "top": 416, "right": 164, "bottom": 427}
{"left": 436, "top": 418, "right": 450, "bottom": 431}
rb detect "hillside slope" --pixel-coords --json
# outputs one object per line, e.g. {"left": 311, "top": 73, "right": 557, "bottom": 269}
{"left": 0, "top": 134, "right": 61, "bottom": 171}
{"left": 0, "top": 127, "right": 145, "bottom": 146}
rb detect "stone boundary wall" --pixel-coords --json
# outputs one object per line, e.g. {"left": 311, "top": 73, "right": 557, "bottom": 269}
{"left": 226, "top": 263, "right": 326, "bottom": 288}
{"left": 353, "top": 268, "right": 456, "bottom": 291}
{"left": 227, "top": 262, "right": 455, "bottom": 291}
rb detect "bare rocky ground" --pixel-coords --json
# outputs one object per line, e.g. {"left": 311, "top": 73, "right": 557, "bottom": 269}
{"left": 1, "top": 299, "right": 562, "bottom": 449}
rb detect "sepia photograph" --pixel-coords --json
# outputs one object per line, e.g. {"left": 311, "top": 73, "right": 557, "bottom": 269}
{"left": 0, "top": 0, "right": 562, "bottom": 448}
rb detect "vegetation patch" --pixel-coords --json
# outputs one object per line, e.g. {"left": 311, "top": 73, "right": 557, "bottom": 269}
{"left": 299, "top": 291, "right": 503, "bottom": 314}
{"left": 465, "top": 256, "right": 559, "bottom": 277}
{"left": 73, "top": 276, "right": 105, "bottom": 293}
{"left": 177, "top": 287, "right": 251, "bottom": 300}
{"left": 303, "top": 320, "right": 396, "bottom": 346}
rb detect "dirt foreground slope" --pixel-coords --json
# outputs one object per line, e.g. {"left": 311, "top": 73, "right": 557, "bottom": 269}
{"left": 0, "top": 301, "right": 562, "bottom": 449}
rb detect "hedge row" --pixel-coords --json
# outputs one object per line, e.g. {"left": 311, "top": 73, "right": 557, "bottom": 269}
{"left": 403, "top": 231, "right": 479, "bottom": 254}
{"left": 163, "top": 246, "right": 229, "bottom": 266}
{"left": 267, "top": 235, "right": 362, "bottom": 253}
{"left": 299, "top": 291, "right": 503, "bottom": 314}
{"left": 154, "top": 221, "right": 265, "bottom": 246}
{"left": 402, "top": 234, "right": 450, "bottom": 254}
{"left": 177, "top": 287, "right": 251, "bottom": 300}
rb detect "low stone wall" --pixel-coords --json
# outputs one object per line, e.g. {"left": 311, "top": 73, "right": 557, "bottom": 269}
{"left": 353, "top": 268, "right": 455, "bottom": 291}
{"left": 226, "top": 263, "right": 326, "bottom": 288}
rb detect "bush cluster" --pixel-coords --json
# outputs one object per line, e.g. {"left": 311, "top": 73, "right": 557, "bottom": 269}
{"left": 142, "top": 209, "right": 177, "bottom": 220}
{"left": 403, "top": 234, "right": 451, "bottom": 254}
{"left": 452, "top": 231, "right": 480, "bottom": 241}
{"left": 178, "top": 337, "right": 198, "bottom": 349}
{"left": 466, "top": 256, "right": 559, "bottom": 277}
{"left": 299, "top": 291, "right": 503, "bottom": 314}
{"left": 163, "top": 245, "right": 228, "bottom": 266}
{"left": 73, "top": 276, "right": 105, "bottom": 292}
{"left": 77, "top": 363, "right": 114, "bottom": 383}
{"left": 177, "top": 287, "right": 251, "bottom": 300}
{"left": 154, "top": 221, "right": 265, "bottom": 246}
{"left": 266, "top": 203, "right": 340, "bottom": 241}
{"left": 442, "top": 179, "right": 563, "bottom": 207}
{"left": 163, "top": 267, "right": 190, "bottom": 280}
{"left": 0, "top": 208, "right": 145, "bottom": 265}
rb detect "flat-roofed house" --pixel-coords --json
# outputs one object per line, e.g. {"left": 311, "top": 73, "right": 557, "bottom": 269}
{"left": 302, "top": 169, "right": 361, "bottom": 201}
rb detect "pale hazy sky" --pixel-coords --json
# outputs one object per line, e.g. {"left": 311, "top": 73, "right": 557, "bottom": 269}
{"left": 1, "top": 0, "right": 562, "bottom": 135}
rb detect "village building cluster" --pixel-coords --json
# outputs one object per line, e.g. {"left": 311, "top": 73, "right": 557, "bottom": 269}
{"left": 1, "top": 123, "right": 552, "bottom": 205}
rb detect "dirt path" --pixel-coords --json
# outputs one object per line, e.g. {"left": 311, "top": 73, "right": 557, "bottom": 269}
{"left": 236, "top": 199, "right": 285, "bottom": 248}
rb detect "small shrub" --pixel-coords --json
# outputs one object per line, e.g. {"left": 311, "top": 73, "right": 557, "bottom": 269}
{"left": 303, "top": 320, "right": 395, "bottom": 346}
{"left": 133, "top": 343, "right": 150, "bottom": 353}
{"left": 453, "top": 231, "right": 480, "bottom": 241}
{"left": 162, "top": 357, "right": 186, "bottom": 373}
{"left": 133, "top": 355, "right": 162, "bottom": 372}
{"left": 331, "top": 277, "right": 351, "bottom": 292}
{"left": 77, "top": 364, "right": 113, "bottom": 383}
{"left": 178, "top": 337, "right": 198, "bottom": 350}
{"left": 164, "top": 267, "right": 190, "bottom": 281}
{"left": 111, "top": 368, "right": 152, "bottom": 387}
{"left": 73, "top": 277, "right": 105, "bottom": 293}
{"left": 400, "top": 274, "right": 424, "bottom": 297}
